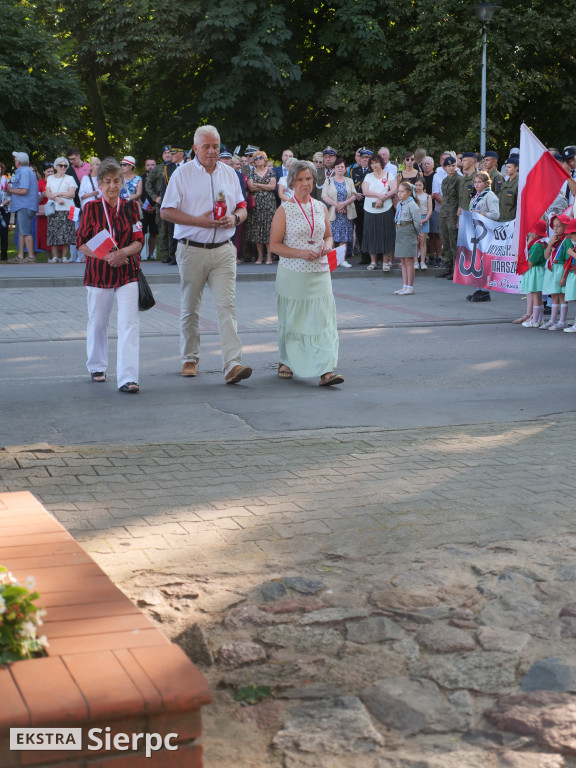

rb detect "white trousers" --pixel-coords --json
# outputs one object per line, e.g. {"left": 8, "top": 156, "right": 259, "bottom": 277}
{"left": 86, "top": 282, "right": 140, "bottom": 387}
{"left": 177, "top": 241, "right": 242, "bottom": 374}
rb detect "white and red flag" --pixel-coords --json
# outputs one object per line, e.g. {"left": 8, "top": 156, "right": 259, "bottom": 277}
{"left": 85, "top": 229, "right": 117, "bottom": 259}
{"left": 326, "top": 245, "right": 347, "bottom": 272}
{"left": 513, "top": 123, "right": 570, "bottom": 274}
{"left": 68, "top": 205, "right": 80, "bottom": 222}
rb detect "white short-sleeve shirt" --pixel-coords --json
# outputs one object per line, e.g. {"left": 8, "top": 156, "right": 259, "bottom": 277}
{"left": 46, "top": 174, "right": 77, "bottom": 212}
{"left": 161, "top": 158, "right": 245, "bottom": 243}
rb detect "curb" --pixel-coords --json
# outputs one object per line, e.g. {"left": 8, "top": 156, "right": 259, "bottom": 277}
{"left": 0, "top": 266, "right": 446, "bottom": 290}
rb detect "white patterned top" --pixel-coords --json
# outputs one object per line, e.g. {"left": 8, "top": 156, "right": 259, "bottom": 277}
{"left": 279, "top": 198, "right": 329, "bottom": 273}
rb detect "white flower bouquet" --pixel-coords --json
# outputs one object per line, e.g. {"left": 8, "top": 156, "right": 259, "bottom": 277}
{"left": 0, "top": 567, "right": 48, "bottom": 664}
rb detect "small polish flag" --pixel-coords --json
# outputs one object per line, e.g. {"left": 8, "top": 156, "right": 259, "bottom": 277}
{"left": 326, "top": 245, "right": 347, "bottom": 272}
{"left": 85, "top": 229, "right": 117, "bottom": 259}
{"left": 68, "top": 205, "right": 80, "bottom": 222}
{"left": 513, "top": 123, "right": 570, "bottom": 275}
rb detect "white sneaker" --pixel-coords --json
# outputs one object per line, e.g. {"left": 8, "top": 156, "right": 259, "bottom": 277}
{"left": 563, "top": 325, "right": 576, "bottom": 333}
{"left": 48, "top": 257, "right": 58, "bottom": 264}
{"left": 420, "top": 262, "right": 428, "bottom": 270}
{"left": 382, "top": 264, "right": 391, "bottom": 272}
{"left": 341, "top": 260, "right": 352, "bottom": 268}
{"left": 393, "top": 288, "right": 404, "bottom": 294}
{"left": 549, "top": 322, "right": 567, "bottom": 330}
{"left": 522, "top": 320, "right": 542, "bottom": 328}
{"left": 403, "top": 287, "right": 415, "bottom": 295}
{"left": 61, "top": 257, "right": 70, "bottom": 263}
{"left": 414, "top": 261, "right": 420, "bottom": 270}
{"left": 540, "top": 320, "right": 554, "bottom": 329}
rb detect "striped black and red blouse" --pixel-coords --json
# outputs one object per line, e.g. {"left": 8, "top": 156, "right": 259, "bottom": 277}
{"left": 77, "top": 197, "right": 144, "bottom": 288}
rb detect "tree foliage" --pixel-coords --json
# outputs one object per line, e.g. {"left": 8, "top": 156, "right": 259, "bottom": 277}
{"left": 0, "top": 0, "right": 81, "bottom": 162}
{"left": 3, "top": 0, "right": 576, "bottom": 169}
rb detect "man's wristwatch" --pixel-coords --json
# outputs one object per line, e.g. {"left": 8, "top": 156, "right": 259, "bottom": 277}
{"left": 234, "top": 214, "right": 240, "bottom": 225}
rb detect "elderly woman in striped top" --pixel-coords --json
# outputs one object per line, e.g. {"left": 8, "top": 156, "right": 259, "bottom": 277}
{"left": 77, "top": 158, "right": 144, "bottom": 393}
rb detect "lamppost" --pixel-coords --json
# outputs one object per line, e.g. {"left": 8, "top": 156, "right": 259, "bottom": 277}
{"left": 470, "top": 2, "right": 500, "bottom": 155}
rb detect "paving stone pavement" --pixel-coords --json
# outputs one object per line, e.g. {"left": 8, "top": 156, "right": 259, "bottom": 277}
{"left": 1, "top": 275, "right": 524, "bottom": 344}
{"left": 2, "top": 415, "right": 576, "bottom": 767}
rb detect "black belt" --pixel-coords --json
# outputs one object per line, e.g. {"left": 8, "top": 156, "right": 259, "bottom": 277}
{"left": 179, "top": 239, "right": 231, "bottom": 250}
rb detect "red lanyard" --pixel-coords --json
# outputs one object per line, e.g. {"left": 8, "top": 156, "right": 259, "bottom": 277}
{"left": 294, "top": 197, "right": 315, "bottom": 243}
{"left": 101, "top": 197, "right": 120, "bottom": 243}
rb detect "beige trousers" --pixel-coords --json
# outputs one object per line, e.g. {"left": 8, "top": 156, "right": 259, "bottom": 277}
{"left": 176, "top": 240, "right": 242, "bottom": 375}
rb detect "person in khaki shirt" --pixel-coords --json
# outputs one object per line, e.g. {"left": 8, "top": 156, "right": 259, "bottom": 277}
{"left": 482, "top": 151, "right": 504, "bottom": 197}
{"left": 457, "top": 152, "right": 478, "bottom": 216}
{"left": 437, "top": 157, "right": 462, "bottom": 278}
{"left": 498, "top": 155, "right": 519, "bottom": 222}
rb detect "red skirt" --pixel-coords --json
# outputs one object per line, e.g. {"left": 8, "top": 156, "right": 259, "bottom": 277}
{"left": 36, "top": 214, "right": 50, "bottom": 252}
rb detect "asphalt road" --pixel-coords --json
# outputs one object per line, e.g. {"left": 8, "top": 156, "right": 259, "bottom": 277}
{"left": 1, "top": 275, "right": 573, "bottom": 446}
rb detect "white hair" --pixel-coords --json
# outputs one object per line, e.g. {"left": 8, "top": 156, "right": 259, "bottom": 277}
{"left": 193, "top": 124, "right": 220, "bottom": 146}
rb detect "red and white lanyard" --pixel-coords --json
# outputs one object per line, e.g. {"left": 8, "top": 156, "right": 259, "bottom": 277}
{"left": 295, "top": 197, "right": 315, "bottom": 244}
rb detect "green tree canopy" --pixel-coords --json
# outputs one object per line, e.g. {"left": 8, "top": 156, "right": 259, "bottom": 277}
{"left": 0, "top": 0, "right": 81, "bottom": 165}
{"left": 4, "top": 0, "right": 576, "bottom": 168}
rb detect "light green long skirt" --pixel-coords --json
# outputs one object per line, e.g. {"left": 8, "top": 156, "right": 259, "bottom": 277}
{"left": 276, "top": 265, "right": 339, "bottom": 378}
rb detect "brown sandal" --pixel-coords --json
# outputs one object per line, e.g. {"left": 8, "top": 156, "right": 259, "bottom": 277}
{"left": 278, "top": 364, "right": 293, "bottom": 379}
{"left": 319, "top": 372, "right": 344, "bottom": 387}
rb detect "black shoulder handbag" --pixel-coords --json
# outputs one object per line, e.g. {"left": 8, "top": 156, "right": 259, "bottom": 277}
{"left": 137, "top": 268, "right": 155, "bottom": 311}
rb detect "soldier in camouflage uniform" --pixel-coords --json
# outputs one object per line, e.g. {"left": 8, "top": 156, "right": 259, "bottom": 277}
{"left": 145, "top": 145, "right": 172, "bottom": 262}
{"left": 457, "top": 152, "right": 478, "bottom": 216}
{"left": 482, "top": 151, "right": 504, "bottom": 197}
{"left": 498, "top": 154, "right": 519, "bottom": 222}
{"left": 437, "top": 157, "right": 462, "bottom": 278}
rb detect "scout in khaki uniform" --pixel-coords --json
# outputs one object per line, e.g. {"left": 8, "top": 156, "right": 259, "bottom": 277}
{"left": 483, "top": 150, "right": 504, "bottom": 197}
{"left": 457, "top": 152, "right": 478, "bottom": 215}
{"left": 498, "top": 154, "right": 519, "bottom": 222}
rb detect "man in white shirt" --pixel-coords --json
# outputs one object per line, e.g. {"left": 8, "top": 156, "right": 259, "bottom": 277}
{"left": 378, "top": 147, "right": 398, "bottom": 179}
{"left": 161, "top": 125, "right": 251, "bottom": 384}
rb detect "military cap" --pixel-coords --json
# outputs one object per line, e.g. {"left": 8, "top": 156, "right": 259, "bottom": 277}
{"left": 322, "top": 146, "right": 338, "bottom": 156}
{"left": 442, "top": 156, "right": 457, "bottom": 167}
{"left": 358, "top": 147, "right": 374, "bottom": 157}
{"left": 483, "top": 151, "right": 498, "bottom": 159}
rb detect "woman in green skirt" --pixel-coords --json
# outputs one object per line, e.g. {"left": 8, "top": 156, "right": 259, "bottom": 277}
{"left": 270, "top": 160, "right": 344, "bottom": 386}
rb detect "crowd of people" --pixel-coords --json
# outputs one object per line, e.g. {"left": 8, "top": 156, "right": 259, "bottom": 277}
{"left": 6, "top": 141, "right": 574, "bottom": 282}
{"left": 0, "top": 142, "right": 533, "bottom": 284}
{"left": 3, "top": 132, "right": 576, "bottom": 393}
